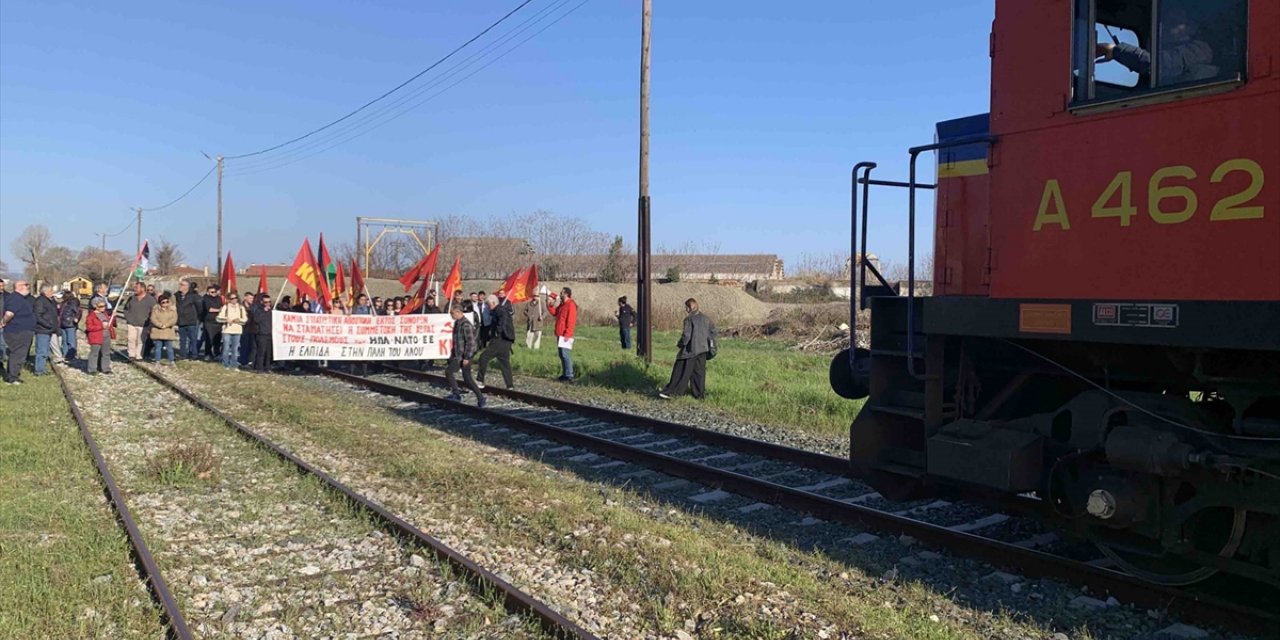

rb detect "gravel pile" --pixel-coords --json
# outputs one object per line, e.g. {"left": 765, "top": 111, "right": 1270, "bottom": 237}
{"left": 63, "top": 363, "right": 537, "bottom": 639}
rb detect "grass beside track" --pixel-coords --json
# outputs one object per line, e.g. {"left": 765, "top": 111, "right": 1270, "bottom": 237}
{"left": 508, "top": 325, "right": 861, "bottom": 439}
{"left": 170, "top": 363, "right": 1063, "bottom": 639}
{"left": 0, "top": 372, "right": 164, "bottom": 639}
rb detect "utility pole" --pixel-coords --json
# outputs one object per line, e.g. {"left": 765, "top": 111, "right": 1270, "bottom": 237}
{"left": 96, "top": 233, "right": 107, "bottom": 281}
{"left": 135, "top": 207, "right": 143, "bottom": 258}
{"left": 636, "top": 0, "right": 653, "bottom": 364}
{"left": 216, "top": 155, "right": 224, "bottom": 278}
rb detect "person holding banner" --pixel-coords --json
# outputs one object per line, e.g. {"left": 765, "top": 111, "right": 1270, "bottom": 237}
{"left": 476, "top": 294, "right": 515, "bottom": 390}
{"left": 445, "top": 305, "right": 485, "bottom": 407}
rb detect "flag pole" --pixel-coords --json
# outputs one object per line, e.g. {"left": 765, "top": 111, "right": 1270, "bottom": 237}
{"left": 107, "top": 243, "right": 147, "bottom": 329}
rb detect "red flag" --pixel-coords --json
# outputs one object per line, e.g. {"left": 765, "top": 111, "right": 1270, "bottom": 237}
{"left": 334, "top": 260, "right": 346, "bottom": 305}
{"left": 440, "top": 256, "right": 462, "bottom": 308}
{"left": 220, "top": 253, "right": 238, "bottom": 301}
{"left": 398, "top": 244, "right": 440, "bottom": 292}
{"left": 400, "top": 276, "right": 433, "bottom": 315}
{"left": 507, "top": 264, "right": 539, "bottom": 304}
{"left": 257, "top": 265, "right": 269, "bottom": 294}
{"left": 350, "top": 259, "right": 366, "bottom": 302}
{"left": 287, "top": 239, "right": 323, "bottom": 303}
{"left": 500, "top": 266, "right": 526, "bottom": 297}
{"left": 316, "top": 234, "right": 334, "bottom": 310}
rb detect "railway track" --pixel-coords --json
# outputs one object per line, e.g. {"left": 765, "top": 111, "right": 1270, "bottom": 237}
{"left": 317, "top": 363, "right": 1279, "bottom": 637}
{"left": 54, "top": 357, "right": 598, "bottom": 640}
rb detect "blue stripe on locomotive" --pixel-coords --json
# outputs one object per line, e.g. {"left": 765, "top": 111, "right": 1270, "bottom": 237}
{"left": 936, "top": 113, "right": 990, "bottom": 177}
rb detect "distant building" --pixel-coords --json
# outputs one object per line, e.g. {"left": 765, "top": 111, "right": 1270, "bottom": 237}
{"left": 244, "top": 264, "right": 293, "bottom": 278}
{"left": 540, "top": 253, "right": 783, "bottom": 285}
{"left": 64, "top": 276, "right": 94, "bottom": 297}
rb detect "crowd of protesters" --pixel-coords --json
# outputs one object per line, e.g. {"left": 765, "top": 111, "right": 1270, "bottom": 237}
{"left": 1, "top": 275, "right": 716, "bottom": 402}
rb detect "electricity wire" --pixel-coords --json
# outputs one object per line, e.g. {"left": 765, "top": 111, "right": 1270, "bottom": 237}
{"left": 225, "top": 0, "right": 591, "bottom": 177}
{"left": 223, "top": 0, "right": 538, "bottom": 160}
{"left": 224, "top": 0, "right": 573, "bottom": 174}
{"left": 138, "top": 165, "right": 217, "bottom": 212}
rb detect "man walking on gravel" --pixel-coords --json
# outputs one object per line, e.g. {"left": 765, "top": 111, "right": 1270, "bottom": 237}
{"left": 174, "top": 279, "right": 202, "bottom": 360}
{"left": 477, "top": 294, "right": 515, "bottom": 390}
{"left": 659, "top": 298, "right": 716, "bottom": 400}
{"left": 123, "top": 282, "right": 155, "bottom": 360}
{"left": 547, "top": 287, "right": 578, "bottom": 382}
{"left": 445, "top": 306, "right": 484, "bottom": 406}
{"left": 0, "top": 280, "right": 35, "bottom": 385}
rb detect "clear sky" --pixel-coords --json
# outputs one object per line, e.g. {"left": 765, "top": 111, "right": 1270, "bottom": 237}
{"left": 1, "top": 0, "right": 993, "bottom": 272}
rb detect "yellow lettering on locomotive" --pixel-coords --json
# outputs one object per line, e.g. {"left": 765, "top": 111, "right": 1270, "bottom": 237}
{"left": 1033, "top": 179, "right": 1071, "bottom": 231}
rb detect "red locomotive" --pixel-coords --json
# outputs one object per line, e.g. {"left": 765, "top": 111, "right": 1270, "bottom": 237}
{"left": 832, "top": 0, "right": 1278, "bottom": 585}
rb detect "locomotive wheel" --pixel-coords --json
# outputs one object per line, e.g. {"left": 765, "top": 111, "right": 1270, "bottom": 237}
{"left": 1095, "top": 507, "right": 1246, "bottom": 586}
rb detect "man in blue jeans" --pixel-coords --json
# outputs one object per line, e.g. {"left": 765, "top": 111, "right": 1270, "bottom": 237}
{"left": 174, "top": 279, "right": 203, "bottom": 359}
{"left": 32, "top": 284, "right": 60, "bottom": 375}
{"left": 1, "top": 280, "right": 36, "bottom": 384}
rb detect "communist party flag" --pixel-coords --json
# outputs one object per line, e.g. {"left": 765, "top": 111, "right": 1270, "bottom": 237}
{"left": 506, "top": 264, "right": 539, "bottom": 303}
{"left": 350, "top": 258, "right": 366, "bottom": 301}
{"left": 398, "top": 244, "right": 440, "bottom": 292}
{"left": 287, "top": 238, "right": 323, "bottom": 303}
{"left": 400, "top": 276, "right": 433, "bottom": 315}
{"left": 316, "top": 234, "right": 335, "bottom": 310}
{"left": 500, "top": 266, "right": 526, "bottom": 298}
{"left": 440, "top": 256, "right": 462, "bottom": 306}
{"left": 257, "top": 265, "right": 269, "bottom": 294}
{"left": 334, "top": 260, "right": 346, "bottom": 305}
{"left": 220, "top": 253, "right": 238, "bottom": 300}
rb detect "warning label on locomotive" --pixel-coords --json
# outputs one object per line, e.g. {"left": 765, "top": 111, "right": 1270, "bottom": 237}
{"left": 1092, "top": 303, "right": 1179, "bottom": 328}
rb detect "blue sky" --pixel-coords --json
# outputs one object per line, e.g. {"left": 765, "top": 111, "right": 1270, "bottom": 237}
{"left": 1, "top": 0, "right": 993, "bottom": 272}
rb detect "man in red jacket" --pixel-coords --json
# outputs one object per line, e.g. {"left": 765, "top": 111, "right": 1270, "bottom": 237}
{"left": 547, "top": 287, "right": 578, "bottom": 381}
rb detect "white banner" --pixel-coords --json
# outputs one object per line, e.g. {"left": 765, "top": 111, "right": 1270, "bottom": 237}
{"left": 272, "top": 311, "right": 454, "bottom": 361}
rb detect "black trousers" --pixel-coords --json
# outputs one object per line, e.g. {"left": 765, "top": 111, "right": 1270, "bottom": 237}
{"left": 662, "top": 353, "right": 707, "bottom": 399}
{"left": 253, "top": 334, "right": 273, "bottom": 371}
{"left": 202, "top": 322, "right": 222, "bottom": 357}
{"left": 477, "top": 338, "right": 514, "bottom": 389}
{"left": 3, "top": 330, "right": 33, "bottom": 382}
{"left": 445, "top": 357, "right": 483, "bottom": 400}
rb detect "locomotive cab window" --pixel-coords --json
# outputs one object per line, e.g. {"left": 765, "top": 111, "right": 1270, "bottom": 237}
{"left": 1071, "top": 0, "right": 1248, "bottom": 107}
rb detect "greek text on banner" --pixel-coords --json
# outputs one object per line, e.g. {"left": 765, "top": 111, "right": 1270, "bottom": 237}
{"left": 271, "top": 311, "right": 454, "bottom": 361}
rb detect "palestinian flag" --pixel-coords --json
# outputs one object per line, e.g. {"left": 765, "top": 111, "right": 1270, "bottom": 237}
{"left": 316, "top": 233, "right": 335, "bottom": 310}
{"left": 134, "top": 241, "right": 150, "bottom": 278}
{"left": 287, "top": 238, "right": 323, "bottom": 303}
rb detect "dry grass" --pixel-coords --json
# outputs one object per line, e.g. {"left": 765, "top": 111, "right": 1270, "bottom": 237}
{"left": 144, "top": 442, "right": 221, "bottom": 486}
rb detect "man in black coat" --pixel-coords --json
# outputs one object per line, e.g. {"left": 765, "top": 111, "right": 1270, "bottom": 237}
{"left": 33, "top": 284, "right": 60, "bottom": 375}
{"left": 476, "top": 294, "right": 516, "bottom": 390}
{"left": 659, "top": 298, "right": 716, "bottom": 400}
{"left": 615, "top": 296, "right": 635, "bottom": 350}
{"left": 200, "top": 285, "right": 223, "bottom": 359}
{"left": 0, "top": 280, "right": 36, "bottom": 384}
{"left": 174, "top": 279, "right": 203, "bottom": 359}
{"left": 249, "top": 293, "right": 274, "bottom": 372}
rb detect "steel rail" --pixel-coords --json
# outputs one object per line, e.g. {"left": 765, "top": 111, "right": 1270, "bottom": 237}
{"left": 52, "top": 365, "right": 196, "bottom": 640}
{"left": 321, "top": 367, "right": 1278, "bottom": 636}
{"left": 126, "top": 361, "right": 599, "bottom": 640}
{"left": 380, "top": 364, "right": 852, "bottom": 476}
{"left": 376, "top": 364, "right": 1048, "bottom": 518}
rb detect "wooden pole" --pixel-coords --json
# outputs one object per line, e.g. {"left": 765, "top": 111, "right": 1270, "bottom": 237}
{"left": 636, "top": 0, "right": 653, "bottom": 365}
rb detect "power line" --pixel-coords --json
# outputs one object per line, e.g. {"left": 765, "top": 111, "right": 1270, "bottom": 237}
{"left": 223, "top": 0, "right": 538, "bottom": 160}
{"left": 225, "top": 0, "right": 594, "bottom": 178}
{"left": 104, "top": 217, "right": 136, "bottom": 238}
{"left": 224, "top": 0, "right": 575, "bottom": 174}
{"left": 138, "top": 165, "right": 217, "bottom": 212}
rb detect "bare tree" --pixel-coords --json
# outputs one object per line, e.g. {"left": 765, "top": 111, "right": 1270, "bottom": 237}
{"left": 0, "top": 258, "right": 9, "bottom": 278}
{"left": 153, "top": 238, "right": 185, "bottom": 274}
{"left": 10, "top": 224, "right": 53, "bottom": 282}
{"left": 792, "top": 253, "right": 848, "bottom": 280}
{"left": 77, "top": 246, "right": 130, "bottom": 283}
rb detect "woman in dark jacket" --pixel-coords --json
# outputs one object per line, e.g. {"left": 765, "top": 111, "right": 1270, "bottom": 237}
{"left": 59, "top": 294, "right": 82, "bottom": 361}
